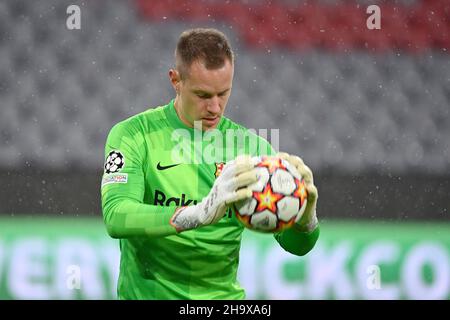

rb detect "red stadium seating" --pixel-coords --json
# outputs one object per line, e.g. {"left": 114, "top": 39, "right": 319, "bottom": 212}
{"left": 135, "top": 0, "right": 450, "bottom": 54}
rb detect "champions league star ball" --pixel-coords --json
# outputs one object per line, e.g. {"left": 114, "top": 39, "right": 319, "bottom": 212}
{"left": 234, "top": 156, "right": 308, "bottom": 233}
{"left": 104, "top": 150, "right": 125, "bottom": 174}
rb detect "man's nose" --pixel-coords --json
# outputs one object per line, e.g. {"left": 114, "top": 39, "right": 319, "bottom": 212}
{"left": 206, "top": 96, "right": 221, "bottom": 114}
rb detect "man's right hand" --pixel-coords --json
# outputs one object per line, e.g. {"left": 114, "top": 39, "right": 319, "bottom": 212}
{"left": 170, "top": 155, "right": 258, "bottom": 232}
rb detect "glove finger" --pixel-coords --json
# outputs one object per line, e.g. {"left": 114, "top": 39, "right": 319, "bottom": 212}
{"left": 221, "top": 155, "right": 254, "bottom": 178}
{"left": 233, "top": 155, "right": 255, "bottom": 175}
{"left": 306, "top": 184, "right": 318, "bottom": 202}
{"left": 233, "top": 169, "right": 258, "bottom": 189}
{"left": 224, "top": 187, "right": 253, "bottom": 204}
{"left": 250, "top": 156, "right": 261, "bottom": 166}
{"left": 297, "top": 164, "right": 314, "bottom": 185}
{"left": 220, "top": 160, "right": 235, "bottom": 177}
{"left": 303, "top": 164, "right": 314, "bottom": 184}
{"left": 289, "top": 155, "right": 305, "bottom": 168}
{"left": 222, "top": 154, "right": 250, "bottom": 171}
{"left": 276, "top": 152, "right": 290, "bottom": 161}
{"left": 277, "top": 153, "right": 306, "bottom": 177}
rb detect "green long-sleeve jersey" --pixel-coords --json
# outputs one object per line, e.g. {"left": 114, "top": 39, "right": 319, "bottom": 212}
{"left": 101, "top": 99, "right": 320, "bottom": 299}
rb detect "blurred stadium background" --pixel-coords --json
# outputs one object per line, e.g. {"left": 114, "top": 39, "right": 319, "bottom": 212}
{"left": 0, "top": 0, "right": 449, "bottom": 299}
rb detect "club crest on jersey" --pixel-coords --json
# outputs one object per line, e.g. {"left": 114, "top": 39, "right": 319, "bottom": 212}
{"left": 215, "top": 162, "right": 225, "bottom": 177}
{"left": 104, "top": 150, "right": 125, "bottom": 173}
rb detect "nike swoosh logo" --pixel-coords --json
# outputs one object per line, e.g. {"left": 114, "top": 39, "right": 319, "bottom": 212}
{"left": 156, "top": 162, "right": 180, "bottom": 171}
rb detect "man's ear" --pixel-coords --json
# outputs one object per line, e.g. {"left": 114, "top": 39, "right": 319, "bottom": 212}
{"left": 169, "top": 69, "right": 181, "bottom": 94}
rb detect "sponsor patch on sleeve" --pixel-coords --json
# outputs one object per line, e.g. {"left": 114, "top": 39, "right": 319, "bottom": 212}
{"left": 101, "top": 173, "right": 128, "bottom": 187}
{"left": 104, "top": 150, "right": 125, "bottom": 173}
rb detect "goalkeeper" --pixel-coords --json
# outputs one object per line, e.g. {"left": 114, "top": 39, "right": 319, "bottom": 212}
{"left": 101, "top": 28, "right": 320, "bottom": 299}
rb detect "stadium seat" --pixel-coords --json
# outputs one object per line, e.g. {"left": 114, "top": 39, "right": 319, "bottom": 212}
{"left": 0, "top": 0, "right": 448, "bottom": 174}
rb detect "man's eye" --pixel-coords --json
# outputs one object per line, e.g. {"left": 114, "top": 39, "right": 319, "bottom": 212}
{"left": 197, "top": 94, "right": 208, "bottom": 99}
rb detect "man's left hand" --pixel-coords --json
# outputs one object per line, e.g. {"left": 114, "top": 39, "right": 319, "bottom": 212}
{"left": 277, "top": 152, "right": 319, "bottom": 232}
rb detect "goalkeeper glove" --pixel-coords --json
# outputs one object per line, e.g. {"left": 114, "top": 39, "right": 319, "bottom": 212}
{"left": 170, "top": 155, "right": 258, "bottom": 232}
{"left": 277, "top": 152, "right": 319, "bottom": 232}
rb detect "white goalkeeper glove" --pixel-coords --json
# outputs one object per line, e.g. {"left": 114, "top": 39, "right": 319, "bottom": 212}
{"left": 170, "top": 155, "right": 258, "bottom": 232}
{"left": 277, "top": 152, "right": 319, "bottom": 232}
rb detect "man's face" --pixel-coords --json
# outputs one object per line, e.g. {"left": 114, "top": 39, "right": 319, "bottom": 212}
{"left": 170, "top": 59, "right": 234, "bottom": 130}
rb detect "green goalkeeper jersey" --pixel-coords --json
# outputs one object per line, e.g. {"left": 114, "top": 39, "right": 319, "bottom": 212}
{"left": 101, "top": 99, "right": 320, "bottom": 299}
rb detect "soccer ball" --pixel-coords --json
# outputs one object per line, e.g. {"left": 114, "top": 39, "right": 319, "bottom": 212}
{"left": 233, "top": 156, "right": 308, "bottom": 233}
